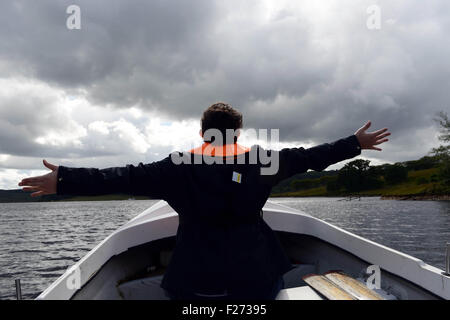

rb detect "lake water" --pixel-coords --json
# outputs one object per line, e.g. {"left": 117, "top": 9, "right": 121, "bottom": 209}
{"left": 0, "top": 197, "right": 449, "bottom": 300}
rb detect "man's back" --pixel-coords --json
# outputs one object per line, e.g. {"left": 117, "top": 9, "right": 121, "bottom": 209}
{"left": 134, "top": 137, "right": 363, "bottom": 297}
{"left": 159, "top": 145, "right": 291, "bottom": 297}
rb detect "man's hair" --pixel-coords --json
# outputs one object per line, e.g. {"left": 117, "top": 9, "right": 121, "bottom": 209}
{"left": 201, "top": 102, "right": 243, "bottom": 144}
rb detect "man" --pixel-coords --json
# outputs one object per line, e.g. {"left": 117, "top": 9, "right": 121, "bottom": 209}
{"left": 19, "top": 102, "right": 390, "bottom": 300}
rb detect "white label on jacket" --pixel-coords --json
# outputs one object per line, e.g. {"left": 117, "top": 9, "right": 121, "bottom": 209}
{"left": 232, "top": 171, "right": 242, "bottom": 183}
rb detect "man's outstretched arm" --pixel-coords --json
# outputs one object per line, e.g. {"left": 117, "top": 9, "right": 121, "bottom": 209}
{"left": 270, "top": 121, "right": 390, "bottom": 184}
{"left": 18, "top": 157, "right": 174, "bottom": 198}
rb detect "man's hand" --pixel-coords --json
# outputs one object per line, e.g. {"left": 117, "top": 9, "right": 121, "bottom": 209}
{"left": 18, "top": 159, "right": 59, "bottom": 197}
{"left": 355, "top": 121, "right": 390, "bottom": 151}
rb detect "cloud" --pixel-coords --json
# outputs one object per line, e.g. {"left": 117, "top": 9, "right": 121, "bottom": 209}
{"left": 0, "top": 1, "right": 449, "bottom": 189}
{"left": 0, "top": 78, "right": 89, "bottom": 157}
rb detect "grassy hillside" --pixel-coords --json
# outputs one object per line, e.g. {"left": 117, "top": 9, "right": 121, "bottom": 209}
{"left": 357, "top": 168, "right": 440, "bottom": 196}
{"left": 272, "top": 167, "right": 450, "bottom": 198}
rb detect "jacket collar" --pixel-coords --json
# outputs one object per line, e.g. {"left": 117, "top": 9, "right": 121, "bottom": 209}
{"left": 189, "top": 143, "right": 250, "bottom": 156}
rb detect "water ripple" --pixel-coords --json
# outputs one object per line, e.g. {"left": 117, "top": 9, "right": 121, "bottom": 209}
{"left": 0, "top": 199, "right": 159, "bottom": 300}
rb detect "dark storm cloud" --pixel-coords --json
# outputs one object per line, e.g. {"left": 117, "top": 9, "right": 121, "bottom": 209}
{"left": 0, "top": 0, "right": 333, "bottom": 117}
{"left": 0, "top": 0, "right": 449, "bottom": 161}
{"left": 0, "top": 0, "right": 218, "bottom": 87}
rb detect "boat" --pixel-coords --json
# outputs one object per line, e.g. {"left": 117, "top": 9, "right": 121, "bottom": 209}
{"left": 36, "top": 200, "right": 450, "bottom": 300}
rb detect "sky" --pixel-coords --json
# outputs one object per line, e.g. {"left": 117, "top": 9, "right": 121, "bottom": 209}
{"left": 0, "top": 0, "right": 449, "bottom": 189}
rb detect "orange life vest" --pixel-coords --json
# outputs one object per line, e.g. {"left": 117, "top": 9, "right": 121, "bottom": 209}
{"left": 189, "top": 143, "right": 250, "bottom": 157}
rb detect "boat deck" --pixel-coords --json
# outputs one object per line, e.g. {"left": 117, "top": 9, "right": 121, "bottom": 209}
{"left": 37, "top": 201, "right": 449, "bottom": 300}
{"left": 70, "top": 233, "right": 435, "bottom": 300}
{"left": 114, "top": 262, "right": 395, "bottom": 300}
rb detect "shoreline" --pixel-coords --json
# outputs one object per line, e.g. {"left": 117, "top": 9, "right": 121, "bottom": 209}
{"left": 271, "top": 194, "right": 450, "bottom": 201}
{"left": 380, "top": 194, "right": 450, "bottom": 201}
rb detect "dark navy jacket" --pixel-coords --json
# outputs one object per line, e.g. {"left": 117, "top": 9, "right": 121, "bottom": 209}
{"left": 56, "top": 134, "right": 361, "bottom": 296}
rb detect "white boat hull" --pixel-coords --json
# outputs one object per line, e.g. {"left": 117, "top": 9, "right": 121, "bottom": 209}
{"left": 36, "top": 200, "right": 450, "bottom": 300}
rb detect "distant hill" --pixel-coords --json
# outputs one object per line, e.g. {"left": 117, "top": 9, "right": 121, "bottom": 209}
{"left": 271, "top": 170, "right": 339, "bottom": 194}
{"left": 0, "top": 189, "right": 71, "bottom": 203}
{"left": 271, "top": 155, "right": 450, "bottom": 198}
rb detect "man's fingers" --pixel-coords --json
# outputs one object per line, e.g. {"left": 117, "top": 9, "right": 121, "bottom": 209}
{"left": 361, "top": 121, "right": 371, "bottom": 132}
{"left": 22, "top": 186, "right": 42, "bottom": 192}
{"left": 369, "top": 146, "right": 382, "bottom": 151}
{"left": 19, "top": 177, "right": 44, "bottom": 186}
{"left": 31, "top": 191, "right": 46, "bottom": 197}
{"left": 375, "top": 132, "right": 391, "bottom": 140}
{"left": 373, "top": 138, "right": 389, "bottom": 145}
{"left": 371, "top": 128, "right": 388, "bottom": 136}
{"left": 20, "top": 176, "right": 43, "bottom": 183}
{"left": 19, "top": 177, "right": 44, "bottom": 185}
{"left": 43, "top": 159, "right": 57, "bottom": 171}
